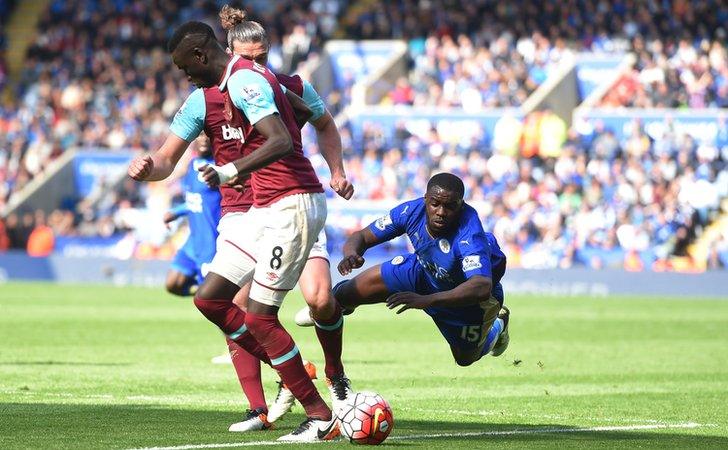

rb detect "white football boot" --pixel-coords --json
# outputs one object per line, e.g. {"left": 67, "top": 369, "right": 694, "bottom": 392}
{"left": 326, "top": 374, "right": 354, "bottom": 417}
{"left": 491, "top": 306, "right": 510, "bottom": 357}
{"left": 267, "top": 360, "right": 317, "bottom": 422}
{"left": 294, "top": 306, "right": 315, "bottom": 327}
{"left": 228, "top": 408, "right": 272, "bottom": 432}
{"left": 277, "top": 416, "right": 340, "bottom": 442}
{"left": 210, "top": 353, "right": 232, "bottom": 364}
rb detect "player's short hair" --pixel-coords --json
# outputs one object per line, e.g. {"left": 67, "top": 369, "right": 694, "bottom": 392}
{"left": 427, "top": 173, "right": 465, "bottom": 199}
{"left": 168, "top": 21, "right": 215, "bottom": 53}
{"left": 219, "top": 4, "right": 270, "bottom": 51}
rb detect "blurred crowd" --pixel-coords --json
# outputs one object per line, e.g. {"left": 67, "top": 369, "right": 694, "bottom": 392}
{"left": 313, "top": 111, "right": 728, "bottom": 270}
{"left": 603, "top": 38, "right": 728, "bottom": 108}
{"left": 0, "top": 0, "right": 345, "bottom": 242}
{"left": 366, "top": 0, "right": 728, "bottom": 108}
{"left": 1, "top": 0, "right": 727, "bottom": 271}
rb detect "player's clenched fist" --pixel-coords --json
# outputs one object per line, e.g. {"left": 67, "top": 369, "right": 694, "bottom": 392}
{"left": 330, "top": 174, "right": 354, "bottom": 200}
{"left": 198, "top": 162, "right": 238, "bottom": 188}
{"left": 337, "top": 253, "right": 365, "bottom": 275}
{"left": 128, "top": 155, "right": 154, "bottom": 181}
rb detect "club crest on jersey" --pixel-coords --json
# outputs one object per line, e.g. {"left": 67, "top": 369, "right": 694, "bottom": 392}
{"left": 375, "top": 214, "right": 392, "bottom": 231}
{"left": 439, "top": 239, "right": 451, "bottom": 253}
{"left": 391, "top": 255, "right": 405, "bottom": 265}
{"left": 222, "top": 124, "right": 245, "bottom": 142}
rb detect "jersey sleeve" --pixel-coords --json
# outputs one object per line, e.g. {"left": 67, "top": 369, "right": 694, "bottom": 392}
{"left": 168, "top": 203, "right": 190, "bottom": 218}
{"left": 169, "top": 89, "right": 205, "bottom": 142}
{"left": 459, "top": 232, "right": 493, "bottom": 280}
{"left": 367, "top": 202, "right": 409, "bottom": 242}
{"left": 227, "top": 69, "right": 279, "bottom": 125}
{"left": 302, "top": 80, "right": 326, "bottom": 122}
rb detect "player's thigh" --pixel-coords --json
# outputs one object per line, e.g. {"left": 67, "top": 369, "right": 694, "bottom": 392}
{"left": 299, "top": 257, "right": 332, "bottom": 308}
{"left": 232, "top": 280, "right": 252, "bottom": 311}
{"left": 248, "top": 193, "right": 326, "bottom": 308}
{"left": 430, "top": 296, "right": 501, "bottom": 361}
{"left": 335, "top": 264, "right": 391, "bottom": 307}
{"left": 206, "top": 211, "right": 261, "bottom": 290}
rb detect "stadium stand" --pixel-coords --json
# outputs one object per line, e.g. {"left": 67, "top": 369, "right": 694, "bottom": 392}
{"left": 0, "top": 0, "right": 725, "bottom": 271}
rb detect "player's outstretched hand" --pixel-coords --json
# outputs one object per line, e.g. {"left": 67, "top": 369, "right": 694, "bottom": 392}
{"left": 386, "top": 292, "right": 433, "bottom": 314}
{"left": 338, "top": 253, "right": 365, "bottom": 275}
{"left": 330, "top": 174, "right": 354, "bottom": 200}
{"left": 128, "top": 155, "right": 154, "bottom": 181}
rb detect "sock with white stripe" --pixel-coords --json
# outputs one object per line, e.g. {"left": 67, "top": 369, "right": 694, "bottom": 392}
{"left": 245, "top": 311, "right": 331, "bottom": 420}
{"left": 313, "top": 302, "right": 345, "bottom": 379}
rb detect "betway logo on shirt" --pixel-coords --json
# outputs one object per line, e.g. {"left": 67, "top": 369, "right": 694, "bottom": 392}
{"left": 222, "top": 124, "right": 245, "bottom": 142}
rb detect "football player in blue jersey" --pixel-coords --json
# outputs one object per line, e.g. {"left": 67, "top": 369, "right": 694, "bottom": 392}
{"left": 164, "top": 135, "right": 221, "bottom": 296}
{"left": 335, "top": 172, "right": 510, "bottom": 366}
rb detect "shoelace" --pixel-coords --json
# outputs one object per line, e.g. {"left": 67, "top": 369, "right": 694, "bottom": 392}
{"left": 244, "top": 409, "right": 262, "bottom": 421}
{"left": 291, "top": 418, "right": 316, "bottom": 435}
{"left": 273, "top": 381, "right": 286, "bottom": 402}
{"left": 331, "top": 376, "right": 351, "bottom": 400}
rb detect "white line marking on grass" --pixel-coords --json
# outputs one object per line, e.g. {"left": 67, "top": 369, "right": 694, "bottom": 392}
{"left": 126, "top": 422, "right": 703, "bottom": 450}
{"left": 400, "top": 407, "right": 668, "bottom": 424}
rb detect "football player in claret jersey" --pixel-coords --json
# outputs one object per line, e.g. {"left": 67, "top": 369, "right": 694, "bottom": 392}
{"left": 336, "top": 173, "right": 511, "bottom": 367}
{"left": 128, "top": 22, "right": 338, "bottom": 442}
{"left": 164, "top": 136, "right": 220, "bottom": 297}
{"left": 217, "top": 5, "right": 353, "bottom": 433}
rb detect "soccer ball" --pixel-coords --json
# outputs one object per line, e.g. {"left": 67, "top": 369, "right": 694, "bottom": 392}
{"left": 338, "top": 391, "right": 394, "bottom": 445}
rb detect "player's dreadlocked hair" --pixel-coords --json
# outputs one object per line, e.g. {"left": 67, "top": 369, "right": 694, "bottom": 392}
{"left": 427, "top": 173, "right": 465, "bottom": 199}
{"left": 219, "top": 4, "right": 270, "bottom": 51}
{"left": 168, "top": 21, "right": 215, "bottom": 53}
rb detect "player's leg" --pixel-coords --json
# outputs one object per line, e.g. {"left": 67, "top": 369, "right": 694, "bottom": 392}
{"left": 489, "top": 283, "right": 510, "bottom": 357}
{"left": 429, "top": 295, "right": 503, "bottom": 367}
{"left": 166, "top": 245, "right": 198, "bottom": 296}
{"left": 224, "top": 281, "right": 274, "bottom": 432}
{"left": 297, "top": 242, "right": 352, "bottom": 414}
{"left": 245, "top": 193, "right": 337, "bottom": 442}
{"left": 193, "top": 212, "right": 272, "bottom": 371}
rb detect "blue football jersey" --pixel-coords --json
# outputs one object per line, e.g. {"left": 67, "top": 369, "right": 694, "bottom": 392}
{"left": 177, "top": 156, "right": 221, "bottom": 263}
{"left": 368, "top": 198, "right": 506, "bottom": 291}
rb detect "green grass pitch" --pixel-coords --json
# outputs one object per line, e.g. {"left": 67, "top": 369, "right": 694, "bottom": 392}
{"left": 1, "top": 282, "right": 727, "bottom": 449}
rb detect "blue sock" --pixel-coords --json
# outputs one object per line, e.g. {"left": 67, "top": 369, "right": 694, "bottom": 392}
{"left": 480, "top": 318, "right": 503, "bottom": 357}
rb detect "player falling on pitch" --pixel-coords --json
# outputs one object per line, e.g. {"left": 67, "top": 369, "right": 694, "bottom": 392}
{"left": 327, "top": 173, "right": 510, "bottom": 366}
{"left": 128, "top": 21, "right": 341, "bottom": 442}
{"left": 215, "top": 4, "right": 354, "bottom": 433}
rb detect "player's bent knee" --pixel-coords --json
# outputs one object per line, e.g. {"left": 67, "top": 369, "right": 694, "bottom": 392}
{"left": 454, "top": 357, "right": 476, "bottom": 367}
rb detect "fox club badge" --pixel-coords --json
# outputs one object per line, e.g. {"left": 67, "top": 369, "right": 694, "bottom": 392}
{"left": 439, "top": 239, "right": 451, "bottom": 253}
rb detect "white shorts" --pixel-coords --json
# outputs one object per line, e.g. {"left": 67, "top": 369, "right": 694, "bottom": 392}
{"left": 308, "top": 228, "right": 329, "bottom": 261}
{"left": 207, "top": 192, "right": 327, "bottom": 307}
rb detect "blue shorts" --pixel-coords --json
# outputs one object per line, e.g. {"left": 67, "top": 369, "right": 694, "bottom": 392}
{"left": 171, "top": 241, "right": 212, "bottom": 285}
{"left": 381, "top": 254, "right": 504, "bottom": 351}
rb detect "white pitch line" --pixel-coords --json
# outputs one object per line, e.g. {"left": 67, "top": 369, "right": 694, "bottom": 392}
{"left": 126, "top": 422, "right": 703, "bottom": 450}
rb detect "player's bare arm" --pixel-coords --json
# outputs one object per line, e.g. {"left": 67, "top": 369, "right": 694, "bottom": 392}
{"left": 199, "top": 114, "right": 293, "bottom": 187}
{"left": 386, "top": 275, "right": 493, "bottom": 314}
{"left": 312, "top": 110, "right": 353, "bottom": 200}
{"left": 285, "top": 89, "right": 313, "bottom": 127}
{"left": 128, "top": 134, "right": 190, "bottom": 181}
{"left": 338, "top": 227, "right": 383, "bottom": 275}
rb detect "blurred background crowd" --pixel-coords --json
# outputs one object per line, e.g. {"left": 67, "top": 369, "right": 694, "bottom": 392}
{"left": 0, "top": 0, "right": 726, "bottom": 271}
